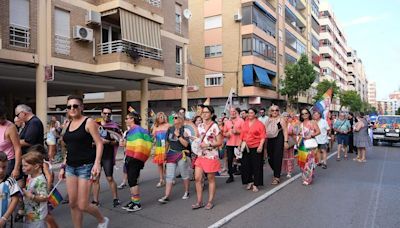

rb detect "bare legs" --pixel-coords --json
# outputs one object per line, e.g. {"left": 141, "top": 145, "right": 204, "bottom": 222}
{"left": 194, "top": 166, "right": 216, "bottom": 205}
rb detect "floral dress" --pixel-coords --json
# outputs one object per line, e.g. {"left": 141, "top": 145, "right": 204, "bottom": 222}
{"left": 24, "top": 174, "right": 48, "bottom": 224}
{"left": 299, "top": 121, "right": 317, "bottom": 185}
{"left": 194, "top": 122, "right": 221, "bottom": 173}
{"left": 282, "top": 120, "right": 299, "bottom": 175}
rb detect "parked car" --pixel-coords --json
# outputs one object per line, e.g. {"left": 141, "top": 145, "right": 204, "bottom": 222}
{"left": 372, "top": 115, "right": 400, "bottom": 146}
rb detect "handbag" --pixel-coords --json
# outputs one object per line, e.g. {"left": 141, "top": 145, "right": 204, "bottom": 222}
{"left": 191, "top": 123, "right": 213, "bottom": 156}
{"left": 303, "top": 138, "right": 318, "bottom": 149}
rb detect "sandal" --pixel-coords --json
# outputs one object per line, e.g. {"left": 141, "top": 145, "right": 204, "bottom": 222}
{"left": 192, "top": 202, "right": 204, "bottom": 210}
{"left": 271, "top": 178, "right": 280, "bottom": 185}
{"left": 156, "top": 180, "right": 165, "bottom": 188}
{"left": 252, "top": 186, "right": 259, "bottom": 192}
{"left": 336, "top": 157, "right": 341, "bottom": 161}
{"left": 246, "top": 183, "right": 253, "bottom": 190}
{"left": 91, "top": 201, "right": 100, "bottom": 206}
{"left": 205, "top": 202, "right": 214, "bottom": 210}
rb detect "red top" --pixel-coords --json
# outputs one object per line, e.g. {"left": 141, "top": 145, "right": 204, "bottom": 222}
{"left": 240, "top": 119, "right": 266, "bottom": 148}
{"left": 223, "top": 117, "right": 244, "bottom": 147}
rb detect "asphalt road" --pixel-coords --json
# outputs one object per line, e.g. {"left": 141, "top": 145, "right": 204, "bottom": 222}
{"left": 12, "top": 143, "right": 400, "bottom": 228}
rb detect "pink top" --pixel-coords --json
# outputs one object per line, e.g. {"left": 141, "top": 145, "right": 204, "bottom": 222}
{"left": 0, "top": 121, "right": 15, "bottom": 160}
{"left": 223, "top": 118, "right": 244, "bottom": 146}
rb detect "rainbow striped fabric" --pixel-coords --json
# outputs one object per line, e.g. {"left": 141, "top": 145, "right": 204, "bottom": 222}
{"left": 153, "top": 130, "right": 167, "bottom": 164}
{"left": 313, "top": 88, "right": 332, "bottom": 120}
{"left": 126, "top": 126, "right": 153, "bottom": 162}
{"left": 297, "top": 139, "right": 309, "bottom": 169}
{"left": 48, "top": 188, "right": 63, "bottom": 209}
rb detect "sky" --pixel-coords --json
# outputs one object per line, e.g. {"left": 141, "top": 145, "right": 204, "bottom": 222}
{"left": 326, "top": 0, "right": 400, "bottom": 99}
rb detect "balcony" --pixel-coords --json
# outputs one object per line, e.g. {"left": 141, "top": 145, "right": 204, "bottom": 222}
{"left": 176, "top": 63, "right": 182, "bottom": 76}
{"left": 262, "top": 0, "right": 276, "bottom": 11}
{"left": 9, "top": 24, "right": 30, "bottom": 48}
{"left": 285, "top": 7, "right": 306, "bottom": 39}
{"left": 143, "top": 0, "right": 161, "bottom": 8}
{"left": 98, "top": 40, "right": 162, "bottom": 60}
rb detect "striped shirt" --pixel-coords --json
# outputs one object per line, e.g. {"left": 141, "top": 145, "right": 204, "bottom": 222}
{"left": 0, "top": 176, "right": 21, "bottom": 217}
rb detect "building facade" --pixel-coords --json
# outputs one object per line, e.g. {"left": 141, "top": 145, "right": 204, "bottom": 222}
{"left": 184, "top": 0, "right": 320, "bottom": 115}
{"left": 347, "top": 49, "right": 368, "bottom": 102}
{"left": 368, "top": 81, "right": 377, "bottom": 108}
{"left": 0, "top": 0, "right": 189, "bottom": 127}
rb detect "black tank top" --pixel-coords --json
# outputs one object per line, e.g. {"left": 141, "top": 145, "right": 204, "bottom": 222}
{"left": 63, "top": 118, "right": 96, "bottom": 167}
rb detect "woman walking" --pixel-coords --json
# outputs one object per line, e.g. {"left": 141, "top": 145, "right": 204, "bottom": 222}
{"left": 0, "top": 104, "right": 22, "bottom": 178}
{"left": 46, "top": 120, "right": 59, "bottom": 162}
{"left": 192, "top": 105, "right": 223, "bottom": 210}
{"left": 266, "top": 105, "right": 288, "bottom": 185}
{"left": 239, "top": 108, "right": 266, "bottom": 192}
{"left": 158, "top": 114, "right": 190, "bottom": 203}
{"left": 152, "top": 112, "right": 170, "bottom": 188}
{"left": 298, "top": 108, "right": 320, "bottom": 186}
{"left": 333, "top": 113, "right": 351, "bottom": 161}
{"left": 282, "top": 112, "right": 297, "bottom": 178}
{"left": 353, "top": 112, "right": 371, "bottom": 162}
{"left": 58, "top": 95, "right": 109, "bottom": 228}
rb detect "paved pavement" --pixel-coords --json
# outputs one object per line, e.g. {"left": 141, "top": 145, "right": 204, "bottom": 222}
{"left": 12, "top": 143, "right": 400, "bottom": 228}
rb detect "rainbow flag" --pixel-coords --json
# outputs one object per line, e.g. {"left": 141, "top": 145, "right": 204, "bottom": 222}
{"left": 313, "top": 88, "right": 332, "bottom": 119}
{"left": 297, "top": 139, "right": 309, "bottom": 169}
{"left": 48, "top": 188, "right": 63, "bottom": 209}
{"left": 126, "top": 126, "right": 153, "bottom": 162}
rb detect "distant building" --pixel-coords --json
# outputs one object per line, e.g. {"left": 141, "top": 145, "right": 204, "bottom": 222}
{"left": 368, "top": 81, "right": 377, "bottom": 108}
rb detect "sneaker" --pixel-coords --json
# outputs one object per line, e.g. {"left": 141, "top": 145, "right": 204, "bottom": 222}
{"left": 158, "top": 196, "right": 169, "bottom": 204}
{"left": 156, "top": 180, "right": 165, "bottom": 188}
{"left": 182, "top": 192, "right": 190, "bottom": 200}
{"left": 286, "top": 173, "right": 292, "bottom": 178}
{"left": 113, "top": 199, "right": 121, "bottom": 207}
{"left": 126, "top": 203, "right": 142, "bottom": 212}
{"left": 117, "top": 183, "right": 127, "bottom": 189}
{"left": 97, "top": 217, "right": 109, "bottom": 228}
{"left": 122, "top": 201, "right": 134, "bottom": 210}
{"left": 226, "top": 176, "right": 234, "bottom": 183}
{"left": 322, "top": 164, "right": 327, "bottom": 169}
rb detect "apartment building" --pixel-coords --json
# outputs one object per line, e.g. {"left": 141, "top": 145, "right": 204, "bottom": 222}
{"left": 185, "top": 0, "right": 320, "bottom": 114}
{"left": 368, "top": 81, "right": 377, "bottom": 108}
{"left": 347, "top": 49, "right": 368, "bottom": 102}
{"left": 0, "top": 0, "right": 189, "bottom": 127}
{"left": 376, "top": 100, "right": 393, "bottom": 115}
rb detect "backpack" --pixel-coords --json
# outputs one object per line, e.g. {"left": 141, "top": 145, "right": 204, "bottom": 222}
{"left": 266, "top": 118, "right": 281, "bottom": 138}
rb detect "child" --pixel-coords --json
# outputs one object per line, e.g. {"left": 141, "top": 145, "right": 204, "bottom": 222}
{"left": 0, "top": 151, "right": 21, "bottom": 228}
{"left": 27, "top": 145, "right": 58, "bottom": 228}
{"left": 21, "top": 151, "right": 48, "bottom": 228}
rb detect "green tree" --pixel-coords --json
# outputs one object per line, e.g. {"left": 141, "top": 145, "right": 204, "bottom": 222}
{"left": 280, "top": 54, "right": 316, "bottom": 109}
{"left": 339, "top": 90, "right": 362, "bottom": 112}
{"left": 396, "top": 107, "right": 400, "bottom": 115}
{"left": 313, "top": 79, "right": 340, "bottom": 102}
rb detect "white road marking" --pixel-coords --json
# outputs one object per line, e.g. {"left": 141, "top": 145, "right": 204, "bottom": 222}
{"left": 208, "top": 150, "right": 338, "bottom": 228}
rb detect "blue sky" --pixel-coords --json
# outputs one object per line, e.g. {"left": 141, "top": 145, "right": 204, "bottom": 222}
{"left": 327, "top": 0, "right": 400, "bottom": 99}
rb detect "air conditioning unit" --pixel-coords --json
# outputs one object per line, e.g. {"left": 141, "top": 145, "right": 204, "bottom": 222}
{"left": 86, "top": 10, "right": 101, "bottom": 25}
{"left": 73, "top": 26, "right": 93, "bottom": 42}
{"left": 234, "top": 9, "right": 242, "bottom": 22}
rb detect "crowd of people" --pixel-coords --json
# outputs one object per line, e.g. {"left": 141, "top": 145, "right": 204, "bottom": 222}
{"left": 0, "top": 98, "right": 372, "bottom": 227}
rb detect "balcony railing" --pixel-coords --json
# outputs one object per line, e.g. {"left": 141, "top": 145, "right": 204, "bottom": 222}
{"left": 54, "top": 35, "right": 70, "bottom": 55}
{"left": 285, "top": 18, "right": 306, "bottom": 38}
{"left": 262, "top": 0, "right": 276, "bottom": 11}
{"left": 98, "top": 40, "right": 162, "bottom": 60}
{"left": 176, "top": 63, "right": 182, "bottom": 76}
{"left": 143, "top": 0, "right": 161, "bottom": 8}
{"left": 9, "top": 24, "right": 30, "bottom": 48}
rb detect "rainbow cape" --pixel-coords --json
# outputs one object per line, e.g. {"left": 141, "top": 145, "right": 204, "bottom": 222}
{"left": 126, "top": 126, "right": 153, "bottom": 162}
{"left": 313, "top": 88, "right": 332, "bottom": 119}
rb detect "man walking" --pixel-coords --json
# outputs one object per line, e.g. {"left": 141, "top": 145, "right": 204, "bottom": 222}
{"left": 15, "top": 104, "right": 44, "bottom": 154}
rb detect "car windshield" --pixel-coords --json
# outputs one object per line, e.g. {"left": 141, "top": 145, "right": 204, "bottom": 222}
{"left": 376, "top": 116, "right": 400, "bottom": 125}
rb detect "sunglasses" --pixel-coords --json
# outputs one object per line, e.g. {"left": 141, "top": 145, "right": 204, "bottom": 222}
{"left": 271, "top": 109, "right": 279, "bottom": 112}
{"left": 15, "top": 112, "right": 22, "bottom": 117}
{"left": 102, "top": 112, "right": 112, "bottom": 115}
{"left": 66, "top": 104, "right": 80, "bottom": 110}
{"left": 301, "top": 112, "right": 309, "bottom": 115}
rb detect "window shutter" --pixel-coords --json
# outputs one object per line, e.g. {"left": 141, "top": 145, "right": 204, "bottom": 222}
{"left": 10, "top": 0, "right": 30, "bottom": 28}
{"left": 55, "top": 9, "right": 70, "bottom": 37}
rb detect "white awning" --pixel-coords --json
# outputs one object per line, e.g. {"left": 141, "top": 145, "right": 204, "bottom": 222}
{"left": 120, "top": 9, "right": 162, "bottom": 50}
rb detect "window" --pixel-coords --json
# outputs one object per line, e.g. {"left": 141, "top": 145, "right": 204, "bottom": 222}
{"left": 311, "top": 0, "right": 319, "bottom": 17}
{"left": 242, "top": 35, "right": 276, "bottom": 64}
{"left": 311, "top": 34, "right": 319, "bottom": 50}
{"left": 285, "top": 30, "right": 306, "bottom": 55}
{"left": 242, "top": 5, "right": 276, "bottom": 38}
{"left": 54, "top": 8, "right": 71, "bottom": 55}
{"left": 205, "top": 73, "right": 223, "bottom": 87}
{"left": 176, "top": 46, "right": 182, "bottom": 75}
{"left": 175, "top": 3, "right": 182, "bottom": 33}
{"left": 205, "top": 45, "right": 222, "bottom": 58}
{"left": 9, "top": 0, "right": 30, "bottom": 47}
{"left": 285, "top": 53, "right": 297, "bottom": 64}
{"left": 204, "top": 15, "right": 222, "bottom": 30}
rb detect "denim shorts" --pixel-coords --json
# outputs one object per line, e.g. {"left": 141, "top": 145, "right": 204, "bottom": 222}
{"left": 336, "top": 134, "right": 349, "bottom": 145}
{"left": 65, "top": 163, "right": 93, "bottom": 180}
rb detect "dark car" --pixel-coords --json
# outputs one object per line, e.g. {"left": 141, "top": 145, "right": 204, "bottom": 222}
{"left": 372, "top": 115, "right": 400, "bottom": 146}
